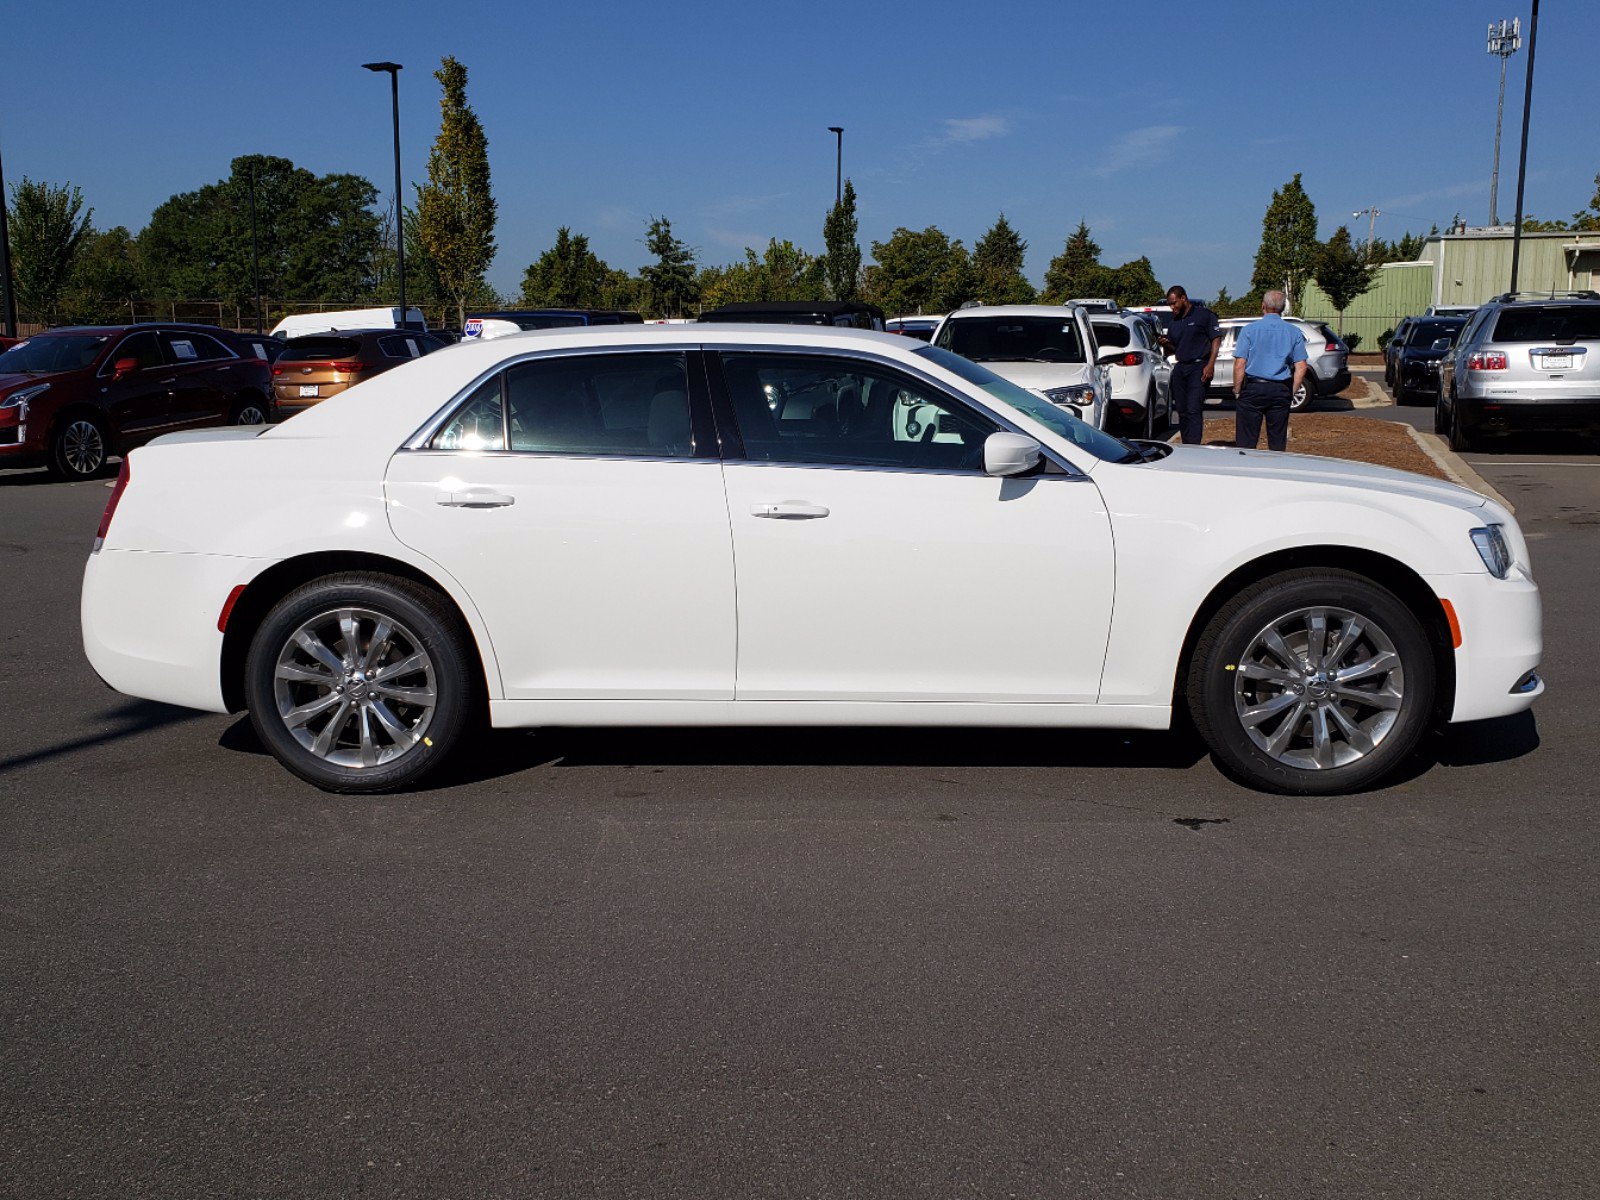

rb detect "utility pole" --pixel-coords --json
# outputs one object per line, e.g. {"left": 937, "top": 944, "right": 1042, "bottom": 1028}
{"left": 1353, "top": 207, "right": 1382, "bottom": 257}
{"left": 828, "top": 126, "right": 843, "bottom": 207}
{"left": 0, "top": 127, "right": 16, "bottom": 337}
{"left": 1509, "top": 0, "right": 1539, "bottom": 292}
{"left": 1486, "top": 18, "right": 1522, "bottom": 227}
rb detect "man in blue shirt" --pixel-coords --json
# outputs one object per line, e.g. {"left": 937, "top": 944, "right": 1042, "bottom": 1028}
{"left": 1231, "top": 290, "right": 1307, "bottom": 451}
{"left": 1156, "top": 285, "right": 1221, "bottom": 445}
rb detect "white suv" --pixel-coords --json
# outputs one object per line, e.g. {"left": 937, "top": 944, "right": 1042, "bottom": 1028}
{"left": 1091, "top": 312, "right": 1173, "bottom": 433}
{"left": 931, "top": 304, "right": 1114, "bottom": 427}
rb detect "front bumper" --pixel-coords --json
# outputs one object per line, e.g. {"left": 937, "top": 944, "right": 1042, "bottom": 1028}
{"left": 1431, "top": 566, "right": 1544, "bottom": 723}
{"left": 81, "top": 548, "right": 262, "bottom": 713}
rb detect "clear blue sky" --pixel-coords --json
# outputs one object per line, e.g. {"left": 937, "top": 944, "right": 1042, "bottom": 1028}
{"left": 6, "top": 0, "right": 1595, "bottom": 300}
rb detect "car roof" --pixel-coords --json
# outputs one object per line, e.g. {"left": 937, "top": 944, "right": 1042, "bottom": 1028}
{"left": 701, "top": 300, "right": 883, "bottom": 316}
{"left": 29, "top": 322, "right": 238, "bottom": 337}
{"left": 944, "top": 304, "right": 1085, "bottom": 319}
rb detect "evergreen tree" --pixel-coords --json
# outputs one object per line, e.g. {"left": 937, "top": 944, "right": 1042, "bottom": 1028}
{"left": 865, "top": 226, "right": 972, "bottom": 315}
{"left": 1249, "top": 173, "right": 1319, "bottom": 312}
{"left": 971, "top": 213, "right": 1035, "bottom": 305}
{"left": 1311, "top": 225, "right": 1379, "bottom": 334}
{"left": 639, "top": 216, "right": 698, "bottom": 316}
{"left": 1041, "top": 221, "right": 1103, "bottom": 302}
{"left": 520, "top": 227, "right": 613, "bottom": 308}
{"left": 416, "top": 55, "right": 497, "bottom": 329}
{"left": 822, "top": 179, "right": 861, "bottom": 301}
{"left": 1103, "top": 256, "right": 1160, "bottom": 306}
{"left": 7, "top": 178, "right": 93, "bottom": 322}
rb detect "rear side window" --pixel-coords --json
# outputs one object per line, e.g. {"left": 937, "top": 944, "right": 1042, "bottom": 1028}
{"left": 1491, "top": 306, "right": 1600, "bottom": 342}
{"left": 433, "top": 378, "right": 506, "bottom": 451}
{"left": 161, "top": 331, "right": 231, "bottom": 363}
{"left": 279, "top": 336, "right": 363, "bottom": 363}
{"left": 1092, "top": 322, "right": 1131, "bottom": 348}
{"left": 504, "top": 353, "right": 693, "bottom": 457}
{"left": 378, "top": 335, "right": 423, "bottom": 359}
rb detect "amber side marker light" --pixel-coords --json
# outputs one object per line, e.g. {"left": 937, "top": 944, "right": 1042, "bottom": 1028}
{"left": 1440, "top": 598, "right": 1463, "bottom": 649}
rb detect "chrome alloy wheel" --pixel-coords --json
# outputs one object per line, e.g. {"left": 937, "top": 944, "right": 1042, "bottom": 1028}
{"left": 235, "top": 404, "right": 267, "bottom": 425}
{"left": 272, "top": 607, "right": 437, "bottom": 769}
{"left": 63, "top": 420, "right": 106, "bottom": 475}
{"left": 1232, "top": 606, "right": 1405, "bottom": 771}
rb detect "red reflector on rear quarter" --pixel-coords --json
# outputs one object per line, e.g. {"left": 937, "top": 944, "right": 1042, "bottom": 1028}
{"left": 217, "top": 585, "right": 247, "bottom": 633}
{"left": 1440, "top": 598, "right": 1463, "bottom": 649}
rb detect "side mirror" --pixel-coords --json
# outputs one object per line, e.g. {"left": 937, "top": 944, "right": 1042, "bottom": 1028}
{"left": 112, "top": 357, "right": 139, "bottom": 381}
{"left": 983, "top": 431, "right": 1042, "bottom": 477}
{"left": 1431, "top": 338, "right": 1452, "bottom": 352}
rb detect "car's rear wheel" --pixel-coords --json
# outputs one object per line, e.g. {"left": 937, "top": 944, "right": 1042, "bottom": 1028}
{"left": 231, "top": 395, "right": 268, "bottom": 426}
{"left": 1188, "top": 569, "right": 1435, "bottom": 795}
{"left": 49, "top": 414, "right": 109, "bottom": 481}
{"left": 245, "top": 572, "right": 477, "bottom": 793}
{"left": 1449, "top": 395, "right": 1479, "bottom": 452}
{"left": 1290, "top": 375, "right": 1316, "bottom": 412}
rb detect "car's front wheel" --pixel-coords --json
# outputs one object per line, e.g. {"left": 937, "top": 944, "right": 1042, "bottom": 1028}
{"left": 49, "top": 414, "right": 110, "bottom": 480}
{"left": 245, "top": 572, "right": 477, "bottom": 793}
{"left": 1188, "top": 569, "right": 1436, "bottom": 794}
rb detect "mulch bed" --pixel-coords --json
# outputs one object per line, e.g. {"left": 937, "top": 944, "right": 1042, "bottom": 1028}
{"left": 1195, "top": 413, "right": 1447, "bottom": 480}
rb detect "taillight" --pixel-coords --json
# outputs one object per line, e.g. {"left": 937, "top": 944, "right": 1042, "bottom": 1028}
{"left": 1323, "top": 341, "right": 1342, "bottom": 353}
{"left": 1122, "top": 352, "right": 1141, "bottom": 367}
{"left": 93, "top": 459, "right": 130, "bottom": 553}
{"left": 1467, "top": 351, "right": 1508, "bottom": 371}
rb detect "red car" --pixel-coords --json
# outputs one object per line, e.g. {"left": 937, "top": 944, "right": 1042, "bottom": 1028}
{"left": 0, "top": 324, "right": 273, "bottom": 480}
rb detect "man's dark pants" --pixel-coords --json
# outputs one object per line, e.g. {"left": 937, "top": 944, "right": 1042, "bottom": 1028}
{"left": 1170, "top": 363, "right": 1208, "bottom": 444}
{"left": 1236, "top": 376, "right": 1292, "bottom": 451}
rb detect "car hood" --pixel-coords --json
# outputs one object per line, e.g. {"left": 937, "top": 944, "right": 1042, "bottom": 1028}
{"left": 975, "top": 361, "right": 1093, "bottom": 390}
{"left": 0, "top": 371, "right": 56, "bottom": 394}
{"left": 1143, "top": 444, "right": 1487, "bottom": 511}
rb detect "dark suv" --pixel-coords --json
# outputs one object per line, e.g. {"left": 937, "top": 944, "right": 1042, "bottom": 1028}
{"left": 1389, "top": 316, "right": 1467, "bottom": 403}
{"left": 0, "top": 323, "right": 273, "bottom": 480}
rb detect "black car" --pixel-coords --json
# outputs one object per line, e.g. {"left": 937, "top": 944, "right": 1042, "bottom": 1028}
{"left": 1390, "top": 317, "right": 1466, "bottom": 404}
{"left": 236, "top": 333, "right": 287, "bottom": 364}
{"left": 1382, "top": 317, "right": 1414, "bottom": 385}
{"left": 698, "top": 300, "right": 885, "bottom": 331}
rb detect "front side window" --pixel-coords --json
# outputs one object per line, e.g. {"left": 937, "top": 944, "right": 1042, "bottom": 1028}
{"left": 506, "top": 352, "right": 694, "bottom": 457}
{"left": 720, "top": 352, "right": 997, "bottom": 471}
{"left": 936, "top": 315, "right": 1086, "bottom": 364}
{"left": 107, "top": 332, "right": 163, "bottom": 373}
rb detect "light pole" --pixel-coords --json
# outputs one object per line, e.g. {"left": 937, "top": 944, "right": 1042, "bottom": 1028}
{"left": 827, "top": 126, "right": 843, "bottom": 207}
{"left": 363, "top": 62, "right": 406, "bottom": 327}
{"left": 0, "top": 128, "right": 16, "bottom": 337}
{"left": 1486, "top": 18, "right": 1522, "bottom": 227}
{"left": 1509, "top": 0, "right": 1539, "bottom": 292}
{"left": 247, "top": 166, "right": 263, "bottom": 333}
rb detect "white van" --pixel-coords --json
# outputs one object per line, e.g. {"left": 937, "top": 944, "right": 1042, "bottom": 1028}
{"left": 269, "top": 307, "right": 427, "bottom": 340}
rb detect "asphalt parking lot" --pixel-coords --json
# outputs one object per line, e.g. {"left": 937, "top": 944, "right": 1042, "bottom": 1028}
{"left": 3, "top": 419, "right": 1598, "bottom": 1197}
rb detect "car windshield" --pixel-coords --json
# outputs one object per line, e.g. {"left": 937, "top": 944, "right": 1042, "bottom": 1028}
{"left": 935, "top": 316, "right": 1086, "bottom": 363}
{"left": 1409, "top": 320, "right": 1463, "bottom": 346}
{"left": 913, "top": 344, "right": 1135, "bottom": 463}
{"left": 0, "top": 334, "right": 109, "bottom": 375}
{"left": 1491, "top": 306, "right": 1600, "bottom": 342}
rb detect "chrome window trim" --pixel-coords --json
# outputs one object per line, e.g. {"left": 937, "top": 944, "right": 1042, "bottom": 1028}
{"left": 400, "top": 339, "right": 1090, "bottom": 478}
{"left": 400, "top": 448, "right": 719, "bottom": 467}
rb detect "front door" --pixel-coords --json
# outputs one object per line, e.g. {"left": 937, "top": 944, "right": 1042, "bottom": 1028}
{"left": 385, "top": 349, "right": 736, "bottom": 701}
{"left": 712, "top": 351, "right": 1116, "bottom": 704}
{"left": 97, "top": 331, "right": 173, "bottom": 446}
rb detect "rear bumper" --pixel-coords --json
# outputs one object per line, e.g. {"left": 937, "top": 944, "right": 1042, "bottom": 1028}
{"left": 1316, "top": 367, "right": 1351, "bottom": 394}
{"left": 1459, "top": 394, "right": 1600, "bottom": 432}
{"left": 81, "top": 548, "right": 262, "bottom": 713}
{"left": 1430, "top": 568, "right": 1544, "bottom": 723}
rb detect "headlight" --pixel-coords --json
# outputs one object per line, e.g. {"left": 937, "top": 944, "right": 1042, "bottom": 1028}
{"left": 1043, "top": 385, "right": 1096, "bottom": 406}
{"left": 1470, "top": 525, "right": 1512, "bottom": 578}
{"left": 0, "top": 381, "right": 50, "bottom": 416}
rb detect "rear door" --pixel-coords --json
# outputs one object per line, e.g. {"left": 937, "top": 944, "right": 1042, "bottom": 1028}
{"left": 159, "top": 330, "right": 238, "bottom": 427}
{"left": 385, "top": 348, "right": 736, "bottom": 702}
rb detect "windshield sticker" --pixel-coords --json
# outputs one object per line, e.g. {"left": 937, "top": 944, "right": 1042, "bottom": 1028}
{"left": 252, "top": 344, "right": 268, "bottom": 360}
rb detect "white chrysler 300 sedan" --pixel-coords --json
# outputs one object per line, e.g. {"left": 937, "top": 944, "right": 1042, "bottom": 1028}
{"left": 81, "top": 326, "right": 1543, "bottom": 795}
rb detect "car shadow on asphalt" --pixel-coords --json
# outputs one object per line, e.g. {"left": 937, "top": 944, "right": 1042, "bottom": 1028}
{"left": 1, "top": 697, "right": 204, "bottom": 776}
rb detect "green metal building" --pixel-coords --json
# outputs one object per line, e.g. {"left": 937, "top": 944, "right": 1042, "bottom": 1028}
{"left": 1297, "top": 228, "right": 1600, "bottom": 350}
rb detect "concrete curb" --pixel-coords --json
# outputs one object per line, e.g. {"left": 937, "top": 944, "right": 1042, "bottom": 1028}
{"left": 1404, "top": 424, "right": 1517, "bottom": 514}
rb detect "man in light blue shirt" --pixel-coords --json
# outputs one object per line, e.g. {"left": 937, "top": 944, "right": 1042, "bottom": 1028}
{"left": 1231, "top": 290, "right": 1308, "bottom": 451}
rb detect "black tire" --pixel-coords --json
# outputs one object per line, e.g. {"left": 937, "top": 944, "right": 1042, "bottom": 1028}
{"left": 231, "top": 394, "right": 269, "bottom": 426}
{"left": 1290, "top": 375, "right": 1316, "bottom": 413}
{"left": 1432, "top": 382, "right": 1447, "bottom": 435}
{"left": 1449, "top": 395, "right": 1478, "bottom": 452}
{"left": 1187, "top": 568, "right": 1436, "bottom": 795}
{"left": 245, "top": 572, "right": 478, "bottom": 793}
{"left": 48, "top": 413, "right": 110, "bottom": 480}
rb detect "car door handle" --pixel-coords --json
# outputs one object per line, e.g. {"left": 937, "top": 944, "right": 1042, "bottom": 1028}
{"left": 158, "top": 377, "right": 176, "bottom": 385}
{"left": 437, "top": 489, "right": 515, "bottom": 509}
{"left": 751, "top": 501, "right": 830, "bottom": 519}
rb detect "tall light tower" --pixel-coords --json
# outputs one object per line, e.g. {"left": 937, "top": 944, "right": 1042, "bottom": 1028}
{"left": 1486, "top": 18, "right": 1522, "bottom": 227}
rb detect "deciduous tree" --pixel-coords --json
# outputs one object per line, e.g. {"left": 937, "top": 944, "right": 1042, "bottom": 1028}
{"left": 822, "top": 179, "right": 861, "bottom": 302}
{"left": 865, "top": 226, "right": 972, "bottom": 315}
{"left": 7, "top": 178, "right": 92, "bottom": 322}
{"left": 1312, "top": 225, "right": 1379, "bottom": 334}
{"left": 416, "top": 55, "right": 497, "bottom": 329}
